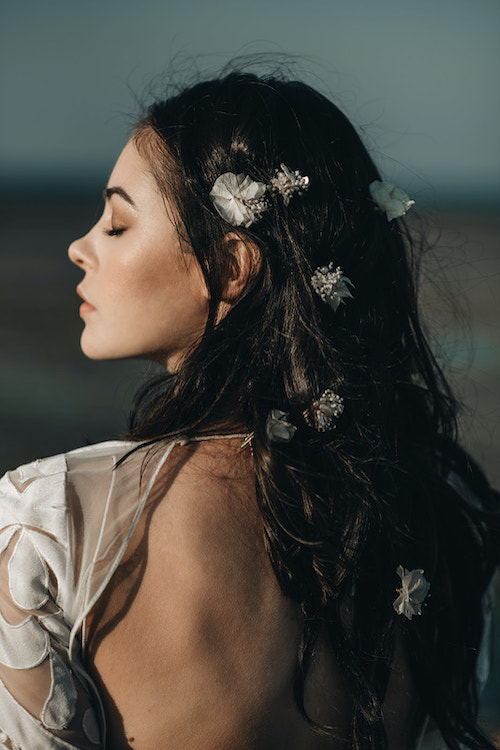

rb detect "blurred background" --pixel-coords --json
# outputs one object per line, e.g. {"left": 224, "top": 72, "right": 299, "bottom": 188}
{"left": 1, "top": 0, "right": 499, "bottom": 738}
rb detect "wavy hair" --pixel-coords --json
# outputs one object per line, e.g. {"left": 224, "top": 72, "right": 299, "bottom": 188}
{"left": 126, "top": 71, "right": 499, "bottom": 748}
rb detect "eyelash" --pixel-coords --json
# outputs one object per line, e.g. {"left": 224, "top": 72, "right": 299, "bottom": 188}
{"left": 104, "top": 227, "right": 125, "bottom": 237}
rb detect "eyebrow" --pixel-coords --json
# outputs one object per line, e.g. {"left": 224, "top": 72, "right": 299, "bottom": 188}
{"left": 103, "top": 186, "right": 136, "bottom": 208}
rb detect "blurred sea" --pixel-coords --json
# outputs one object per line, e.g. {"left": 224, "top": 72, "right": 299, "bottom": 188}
{"left": 1, "top": 192, "right": 499, "bottom": 738}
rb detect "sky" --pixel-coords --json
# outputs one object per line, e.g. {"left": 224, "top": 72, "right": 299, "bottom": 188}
{"left": 1, "top": 0, "right": 499, "bottom": 203}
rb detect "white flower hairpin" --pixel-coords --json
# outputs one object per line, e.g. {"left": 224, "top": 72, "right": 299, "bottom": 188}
{"left": 270, "top": 163, "right": 310, "bottom": 206}
{"left": 369, "top": 180, "right": 415, "bottom": 222}
{"left": 210, "top": 173, "right": 268, "bottom": 228}
{"left": 304, "top": 388, "right": 344, "bottom": 432}
{"left": 311, "top": 263, "right": 354, "bottom": 311}
{"left": 210, "top": 164, "right": 309, "bottom": 227}
{"left": 266, "top": 409, "right": 297, "bottom": 443}
{"left": 393, "top": 565, "right": 430, "bottom": 620}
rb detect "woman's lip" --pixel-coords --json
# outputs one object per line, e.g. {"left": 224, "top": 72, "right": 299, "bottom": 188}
{"left": 79, "top": 301, "right": 96, "bottom": 316}
{"left": 76, "top": 286, "right": 95, "bottom": 310}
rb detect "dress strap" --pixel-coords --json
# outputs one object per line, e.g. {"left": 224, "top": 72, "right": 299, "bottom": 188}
{"left": 182, "top": 432, "right": 253, "bottom": 448}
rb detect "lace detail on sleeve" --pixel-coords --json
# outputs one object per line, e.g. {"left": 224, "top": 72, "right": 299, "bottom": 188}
{"left": 0, "top": 459, "right": 102, "bottom": 749}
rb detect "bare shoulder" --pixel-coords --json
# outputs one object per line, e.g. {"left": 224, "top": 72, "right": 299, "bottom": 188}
{"left": 147, "top": 438, "right": 267, "bottom": 587}
{"left": 89, "top": 437, "right": 274, "bottom": 646}
{"left": 157, "top": 436, "right": 261, "bottom": 533}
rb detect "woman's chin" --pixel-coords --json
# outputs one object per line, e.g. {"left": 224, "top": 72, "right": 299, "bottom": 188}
{"left": 80, "top": 334, "right": 122, "bottom": 361}
{"left": 80, "top": 334, "right": 162, "bottom": 363}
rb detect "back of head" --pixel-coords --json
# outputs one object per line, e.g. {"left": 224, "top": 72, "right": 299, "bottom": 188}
{"left": 133, "top": 72, "right": 450, "bottom": 445}
{"left": 129, "top": 70, "right": 499, "bottom": 749}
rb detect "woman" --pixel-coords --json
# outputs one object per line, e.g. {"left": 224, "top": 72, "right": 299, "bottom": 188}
{"left": 0, "top": 70, "right": 498, "bottom": 749}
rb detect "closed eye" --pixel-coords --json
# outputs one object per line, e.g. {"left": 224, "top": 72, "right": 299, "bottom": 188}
{"left": 104, "top": 227, "right": 126, "bottom": 237}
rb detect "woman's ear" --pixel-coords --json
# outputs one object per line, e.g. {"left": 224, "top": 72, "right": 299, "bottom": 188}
{"left": 221, "top": 232, "right": 262, "bottom": 302}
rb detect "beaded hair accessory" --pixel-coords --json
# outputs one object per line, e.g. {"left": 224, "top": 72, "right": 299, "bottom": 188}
{"left": 270, "top": 163, "right": 310, "bottom": 206}
{"left": 210, "top": 164, "right": 309, "bottom": 227}
{"left": 311, "top": 263, "right": 354, "bottom": 311}
{"left": 304, "top": 388, "right": 344, "bottom": 432}
{"left": 266, "top": 388, "right": 343, "bottom": 444}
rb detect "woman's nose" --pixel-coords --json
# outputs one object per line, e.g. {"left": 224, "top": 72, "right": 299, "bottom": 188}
{"left": 68, "top": 233, "right": 93, "bottom": 269}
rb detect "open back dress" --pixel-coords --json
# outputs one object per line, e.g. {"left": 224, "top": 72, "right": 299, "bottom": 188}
{"left": 0, "top": 440, "right": 493, "bottom": 749}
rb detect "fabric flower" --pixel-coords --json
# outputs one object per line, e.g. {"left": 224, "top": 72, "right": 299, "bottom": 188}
{"left": 266, "top": 409, "right": 297, "bottom": 443}
{"left": 393, "top": 565, "right": 430, "bottom": 620}
{"left": 311, "top": 263, "right": 354, "bottom": 311}
{"left": 369, "top": 180, "right": 415, "bottom": 222}
{"left": 210, "top": 172, "right": 268, "bottom": 227}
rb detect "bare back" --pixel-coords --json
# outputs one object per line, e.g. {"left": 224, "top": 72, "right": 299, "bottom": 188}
{"left": 86, "top": 438, "right": 424, "bottom": 749}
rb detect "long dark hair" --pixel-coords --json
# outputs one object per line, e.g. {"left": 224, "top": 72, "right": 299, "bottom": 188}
{"left": 127, "top": 71, "right": 499, "bottom": 748}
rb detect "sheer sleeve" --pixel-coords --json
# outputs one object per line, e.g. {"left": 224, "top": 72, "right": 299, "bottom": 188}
{"left": 0, "top": 439, "right": 177, "bottom": 749}
{"left": 0, "top": 454, "right": 101, "bottom": 748}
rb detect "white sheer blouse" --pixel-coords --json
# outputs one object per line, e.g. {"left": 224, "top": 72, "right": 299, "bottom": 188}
{"left": 0, "top": 439, "right": 493, "bottom": 749}
{"left": 0, "top": 439, "right": 178, "bottom": 749}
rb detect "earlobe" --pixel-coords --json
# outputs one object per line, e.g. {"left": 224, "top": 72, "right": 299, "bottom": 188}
{"left": 222, "top": 232, "right": 262, "bottom": 302}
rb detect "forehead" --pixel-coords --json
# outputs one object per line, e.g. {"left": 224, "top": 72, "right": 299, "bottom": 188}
{"left": 107, "top": 140, "right": 158, "bottom": 198}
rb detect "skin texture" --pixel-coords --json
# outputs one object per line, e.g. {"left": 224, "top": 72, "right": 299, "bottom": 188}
{"left": 68, "top": 141, "right": 209, "bottom": 371}
{"left": 86, "top": 439, "right": 354, "bottom": 750}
